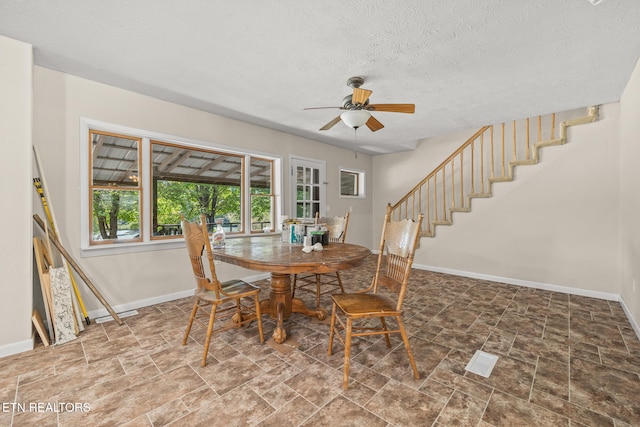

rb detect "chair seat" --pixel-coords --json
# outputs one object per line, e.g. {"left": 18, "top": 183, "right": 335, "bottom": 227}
{"left": 331, "top": 293, "right": 400, "bottom": 317}
{"left": 328, "top": 212, "right": 423, "bottom": 389}
{"left": 196, "top": 279, "right": 260, "bottom": 301}
{"left": 181, "top": 214, "right": 264, "bottom": 368}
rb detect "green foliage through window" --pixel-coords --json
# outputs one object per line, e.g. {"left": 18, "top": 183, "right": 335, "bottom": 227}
{"left": 88, "top": 129, "right": 277, "bottom": 245}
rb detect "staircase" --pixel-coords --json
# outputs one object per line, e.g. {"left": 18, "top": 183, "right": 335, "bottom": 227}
{"left": 388, "top": 106, "right": 599, "bottom": 237}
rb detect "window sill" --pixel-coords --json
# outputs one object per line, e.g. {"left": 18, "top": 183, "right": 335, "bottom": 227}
{"left": 81, "top": 239, "right": 186, "bottom": 258}
{"left": 80, "top": 233, "right": 279, "bottom": 258}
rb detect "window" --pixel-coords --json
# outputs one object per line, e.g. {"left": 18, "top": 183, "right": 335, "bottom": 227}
{"left": 340, "top": 168, "right": 365, "bottom": 198}
{"left": 90, "top": 131, "right": 142, "bottom": 244}
{"left": 250, "top": 157, "right": 275, "bottom": 232}
{"left": 83, "top": 121, "right": 280, "bottom": 253}
{"left": 150, "top": 141, "right": 244, "bottom": 237}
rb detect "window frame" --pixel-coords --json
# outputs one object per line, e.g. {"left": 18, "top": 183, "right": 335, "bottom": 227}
{"left": 149, "top": 139, "right": 247, "bottom": 239}
{"left": 80, "top": 118, "right": 282, "bottom": 257}
{"left": 89, "top": 130, "right": 143, "bottom": 245}
{"left": 339, "top": 167, "right": 366, "bottom": 199}
{"left": 249, "top": 156, "right": 276, "bottom": 233}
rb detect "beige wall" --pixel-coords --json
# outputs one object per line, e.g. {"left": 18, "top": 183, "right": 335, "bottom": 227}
{"left": 0, "top": 36, "right": 33, "bottom": 355}
{"left": 30, "top": 67, "right": 374, "bottom": 318}
{"left": 373, "top": 106, "right": 622, "bottom": 297}
{"left": 619, "top": 57, "right": 640, "bottom": 325}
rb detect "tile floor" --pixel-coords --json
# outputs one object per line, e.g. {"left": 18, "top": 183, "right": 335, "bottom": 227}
{"left": 2, "top": 255, "right": 640, "bottom": 426}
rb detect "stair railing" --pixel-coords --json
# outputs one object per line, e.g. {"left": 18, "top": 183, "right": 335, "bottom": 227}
{"left": 389, "top": 107, "right": 598, "bottom": 237}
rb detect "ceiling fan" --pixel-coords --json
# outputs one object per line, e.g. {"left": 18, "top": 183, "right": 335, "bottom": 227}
{"left": 305, "top": 76, "right": 415, "bottom": 132}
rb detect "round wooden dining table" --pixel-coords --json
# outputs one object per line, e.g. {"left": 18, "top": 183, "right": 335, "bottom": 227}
{"left": 212, "top": 235, "right": 371, "bottom": 343}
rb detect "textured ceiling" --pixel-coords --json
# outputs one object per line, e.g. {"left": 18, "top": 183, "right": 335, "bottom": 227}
{"left": 2, "top": 0, "right": 640, "bottom": 155}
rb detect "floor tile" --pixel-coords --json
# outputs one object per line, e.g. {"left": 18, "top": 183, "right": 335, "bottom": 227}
{"left": 570, "top": 357, "right": 640, "bottom": 425}
{"left": 2, "top": 255, "right": 639, "bottom": 426}
{"left": 365, "top": 379, "right": 445, "bottom": 426}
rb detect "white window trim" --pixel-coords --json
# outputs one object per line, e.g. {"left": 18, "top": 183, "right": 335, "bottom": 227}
{"left": 339, "top": 167, "right": 366, "bottom": 199}
{"left": 80, "top": 118, "right": 283, "bottom": 257}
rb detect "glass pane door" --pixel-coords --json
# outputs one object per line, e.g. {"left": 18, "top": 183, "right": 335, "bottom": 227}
{"left": 290, "top": 157, "right": 325, "bottom": 220}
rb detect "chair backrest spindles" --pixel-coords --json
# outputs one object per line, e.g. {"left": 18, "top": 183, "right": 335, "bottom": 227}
{"left": 373, "top": 211, "right": 424, "bottom": 310}
{"left": 321, "top": 212, "right": 350, "bottom": 244}
{"left": 181, "top": 214, "right": 222, "bottom": 298}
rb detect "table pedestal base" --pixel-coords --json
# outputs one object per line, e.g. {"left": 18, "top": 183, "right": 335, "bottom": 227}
{"left": 259, "top": 272, "right": 327, "bottom": 343}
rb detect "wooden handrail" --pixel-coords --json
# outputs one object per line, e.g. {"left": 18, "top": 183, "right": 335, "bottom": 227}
{"left": 389, "top": 107, "right": 598, "bottom": 237}
{"left": 391, "top": 126, "right": 490, "bottom": 210}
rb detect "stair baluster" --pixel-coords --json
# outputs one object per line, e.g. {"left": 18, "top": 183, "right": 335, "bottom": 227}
{"left": 389, "top": 106, "right": 599, "bottom": 238}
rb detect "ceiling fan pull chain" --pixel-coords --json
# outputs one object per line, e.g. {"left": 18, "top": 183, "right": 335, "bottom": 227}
{"left": 354, "top": 128, "right": 358, "bottom": 159}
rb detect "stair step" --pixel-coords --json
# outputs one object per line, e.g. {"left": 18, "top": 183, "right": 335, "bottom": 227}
{"left": 534, "top": 138, "right": 564, "bottom": 148}
{"left": 489, "top": 176, "right": 513, "bottom": 183}
{"left": 432, "top": 220, "right": 452, "bottom": 226}
{"left": 511, "top": 159, "right": 537, "bottom": 166}
{"left": 469, "top": 192, "right": 492, "bottom": 198}
{"left": 451, "top": 207, "right": 471, "bottom": 213}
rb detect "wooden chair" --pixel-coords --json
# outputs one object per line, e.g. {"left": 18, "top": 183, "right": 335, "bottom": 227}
{"left": 292, "top": 212, "right": 350, "bottom": 308}
{"left": 328, "top": 211, "right": 423, "bottom": 389}
{"left": 181, "top": 214, "right": 264, "bottom": 367}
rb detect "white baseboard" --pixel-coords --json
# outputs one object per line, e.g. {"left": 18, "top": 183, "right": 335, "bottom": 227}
{"left": 87, "top": 288, "right": 195, "bottom": 320}
{"left": 412, "top": 262, "right": 639, "bottom": 339}
{"left": 413, "top": 262, "right": 619, "bottom": 300}
{"left": 87, "top": 273, "right": 271, "bottom": 320}
{"left": 619, "top": 295, "right": 640, "bottom": 340}
{"left": 0, "top": 338, "right": 33, "bottom": 359}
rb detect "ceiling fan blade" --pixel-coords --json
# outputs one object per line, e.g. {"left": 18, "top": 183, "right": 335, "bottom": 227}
{"left": 352, "top": 88, "right": 372, "bottom": 105}
{"left": 368, "top": 104, "right": 415, "bottom": 114}
{"left": 366, "top": 115, "right": 384, "bottom": 132}
{"left": 303, "top": 106, "right": 341, "bottom": 110}
{"left": 319, "top": 115, "right": 342, "bottom": 131}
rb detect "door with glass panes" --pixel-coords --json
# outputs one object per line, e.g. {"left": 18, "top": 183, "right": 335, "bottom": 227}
{"left": 290, "top": 157, "right": 325, "bottom": 220}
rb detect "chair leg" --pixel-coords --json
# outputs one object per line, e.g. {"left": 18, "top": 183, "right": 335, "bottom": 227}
{"left": 292, "top": 274, "right": 298, "bottom": 299}
{"left": 254, "top": 295, "right": 265, "bottom": 343}
{"left": 327, "top": 302, "right": 337, "bottom": 355}
{"left": 398, "top": 317, "right": 419, "bottom": 379}
{"left": 315, "top": 274, "right": 322, "bottom": 308}
{"left": 380, "top": 317, "right": 391, "bottom": 347}
{"left": 343, "top": 317, "right": 353, "bottom": 389}
{"left": 182, "top": 299, "right": 199, "bottom": 346}
{"left": 335, "top": 271, "right": 345, "bottom": 293}
{"left": 234, "top": 298, "right": 243, "bottom": 327}
{"left": 201, "top": 304, "right": 217, "bottom": 367}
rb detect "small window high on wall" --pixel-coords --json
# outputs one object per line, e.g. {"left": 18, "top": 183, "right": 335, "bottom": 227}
{"left": 340, "top": 168, "right": 365, "bottom": 198}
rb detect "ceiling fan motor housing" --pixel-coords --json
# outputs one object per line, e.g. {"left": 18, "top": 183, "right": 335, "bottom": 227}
{"left": 342, "top": 94, "right": 369, "bottom": 110}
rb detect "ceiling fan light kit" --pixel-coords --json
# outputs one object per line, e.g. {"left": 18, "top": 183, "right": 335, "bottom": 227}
{"left": 341, "top": 110, "right": 371, "bottom": 129}
{"left": 305, "top": 76, "right": 415, "bottom": 133}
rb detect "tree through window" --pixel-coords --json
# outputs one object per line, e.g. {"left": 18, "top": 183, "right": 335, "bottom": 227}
{"left": 89, "top": 131, "right": 141, "bottom": 243}
{"left": 88, "top": 128, "right": 278, "bottom": 247}
{"left": 151, "top": 142, "right": 243, "bottom": 236}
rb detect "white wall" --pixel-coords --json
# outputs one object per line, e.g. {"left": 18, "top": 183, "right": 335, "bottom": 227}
{"left": 31, "top": 67, "right": 374, "bottom": 316}
{"left": 373, "top": 105, "right": 622, "bottom": 297}
{"left": 0, "top": 36, "right": 33, "bottom": 356}
{"left": 619, "top": 56, "right": 640, "bottom": 325}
